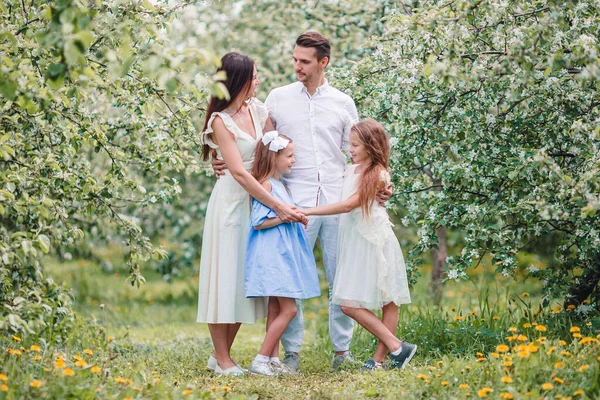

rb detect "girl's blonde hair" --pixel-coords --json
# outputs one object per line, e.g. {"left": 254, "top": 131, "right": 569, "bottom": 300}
{"left": 251, "top": 133, "right": 293, "bottom": 184}
{"left": 352, "top": 119, "right": 390, "bottom": 217}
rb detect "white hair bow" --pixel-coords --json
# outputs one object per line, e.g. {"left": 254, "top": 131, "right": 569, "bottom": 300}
{"left": 262, "top": 130, "right": 289, "bottom": 152}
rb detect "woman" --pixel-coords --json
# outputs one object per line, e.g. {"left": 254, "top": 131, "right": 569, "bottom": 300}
{"left": 196, "top": 52, "right": 302, "bottom": 376}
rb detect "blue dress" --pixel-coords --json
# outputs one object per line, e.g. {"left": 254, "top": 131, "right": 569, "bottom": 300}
{"left": 245, "top": 179, "right": 321, "bottom": 299}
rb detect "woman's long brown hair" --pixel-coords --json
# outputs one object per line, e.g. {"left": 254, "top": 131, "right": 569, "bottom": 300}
{"left": 201, "top": 52, "right": 255, "bottom": 161}
{"left": 352, "top": 119, "right": 390, "bottom": 217}
{"left": 251, "top": 133, "right": 293, "bottom": 184}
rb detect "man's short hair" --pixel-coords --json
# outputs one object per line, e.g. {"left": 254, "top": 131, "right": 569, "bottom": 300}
{"left": 296, "top": 31, "right": 331, "bottom": 64}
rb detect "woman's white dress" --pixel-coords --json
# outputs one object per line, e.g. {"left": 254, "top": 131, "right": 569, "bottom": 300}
{"left": 196, "top": 100, "right": 269, "bottom": 324}
{"left": 332, "top": 164, "right": 411, "bottom": 309}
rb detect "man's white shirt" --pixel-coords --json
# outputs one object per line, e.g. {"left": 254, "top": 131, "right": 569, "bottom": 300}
{"left": 265, "top": 81, "right": 359, "bottom": 207}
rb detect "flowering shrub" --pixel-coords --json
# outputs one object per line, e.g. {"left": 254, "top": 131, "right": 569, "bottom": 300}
{"left": 334, "top": 0, "right": 600, "bottom": 306}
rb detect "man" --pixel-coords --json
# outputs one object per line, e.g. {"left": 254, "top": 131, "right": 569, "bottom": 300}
{"left": 212, "top": 31, "right": 391, "bottom": 371}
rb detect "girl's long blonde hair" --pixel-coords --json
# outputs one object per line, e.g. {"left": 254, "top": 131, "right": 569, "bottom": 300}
{"left": 251, "top": 133, "right": 293, "bottom": 184}
{"left": 352, "top": 119, "right": 390, "bottom": 217}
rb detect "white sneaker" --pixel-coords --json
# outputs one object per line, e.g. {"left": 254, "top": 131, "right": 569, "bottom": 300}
{"left": 207, "top": 355, "right": 217, "bottom": 371}
{"left": 269, "top": 360, "right": 297, "bottom": 375}
{"left": 214, "top": 363, "right": 245, "bottom": 377}
{"left": 248, "top": 359, "right": 277, "bottom": 376}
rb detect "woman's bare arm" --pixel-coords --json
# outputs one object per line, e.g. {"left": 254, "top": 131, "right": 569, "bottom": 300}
{"left": 211, "top": 116, "right": 301, "bottom": 222}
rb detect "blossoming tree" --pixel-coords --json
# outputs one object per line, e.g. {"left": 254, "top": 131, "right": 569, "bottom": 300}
{"left": 336, "top": 0, "right": 600, "bottom": 308}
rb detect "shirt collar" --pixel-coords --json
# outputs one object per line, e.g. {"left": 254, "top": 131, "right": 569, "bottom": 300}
{"left": 300, "top": 79, "right": 330, "bottom": 96}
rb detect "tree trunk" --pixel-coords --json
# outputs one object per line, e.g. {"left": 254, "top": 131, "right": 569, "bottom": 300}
{"left": 430, "top": 225, "right": 447, "bottom": 306}
{"left": 563, "top": 252, "right": 600, "bottom": 310}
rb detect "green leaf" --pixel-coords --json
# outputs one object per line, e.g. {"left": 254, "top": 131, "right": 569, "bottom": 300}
{"left": 37, "top": 235, "right": 51, "bottom": 254}
{"left": 0, "top": 80, "right": 17, "bottom": 100}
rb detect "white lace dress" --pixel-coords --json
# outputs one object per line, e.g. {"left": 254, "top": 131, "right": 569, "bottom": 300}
{"left": 332, "top": 164, "right": 411, "bottom": 309}
{"left": 196, "top": 99, "right": 269, "bottom": 324}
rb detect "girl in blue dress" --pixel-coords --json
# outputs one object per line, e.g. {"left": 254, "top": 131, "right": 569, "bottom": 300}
{"left": 245, "top": 131, "right": 321, "bottom": 376}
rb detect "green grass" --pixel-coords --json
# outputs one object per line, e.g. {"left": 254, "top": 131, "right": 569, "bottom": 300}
{"left": 1, "top": 257, "right": 599, "bottom": 399}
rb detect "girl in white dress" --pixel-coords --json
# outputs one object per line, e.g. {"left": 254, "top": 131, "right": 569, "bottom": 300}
{"left": 304, "top": 119, "right": 417, "bottom": 370}
{"left": 197, "top": 53, "right": 303, "bottom": 376}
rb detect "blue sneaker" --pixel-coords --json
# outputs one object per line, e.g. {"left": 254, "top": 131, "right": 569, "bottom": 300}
{"left": 389, "top": 342, "right": 417, "bottom": 369}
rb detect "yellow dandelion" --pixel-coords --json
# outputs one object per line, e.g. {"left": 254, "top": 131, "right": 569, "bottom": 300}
{"left": 134, "top": 387, "right": 142, "bottom": 391}
{"left": 62, "top": 368, "right": 75, "bottom": 376}
{"left": 441, "top": 381, "right": 449, "bottom": 386}
{"left": 417, "top": 374, "right": 427, "bottom": 379}
{"left": 553, "top": 377, "right": 564, "bottom": 384}
{"left": 517, "top": 334, "right": 528, "bottom": 341}
{"left": 546, "top": 346, "right": 556, "bottom": 355}
{"left": 517, "top": 350, "right": 530, "bottom": 358}
{"left": 465, "top": 365, "right": 472, "bottom": 370}
{"left": 555, "top": 362, "right": 564, "bottom": 369}
{"left": 73, "top": 355, "right": 83, "bottom": 361}
{"left": 499, "top": 393, "right": 514, "bottom": 400}
{"left": 501, "top": 376, "right": 513, "bottom": 383}
{"left": 182, "top": 389, "right": 193, "bottom": 395}
{"left": 579, "top": 337, "right": 596, "bottom": 345}
{"left": 535, "top": 325, "right": 547, "bottom": 332}
{"left": 537, "top": 337, "right": 547, "bottom": 344}
{"left": 567, "top": 305, "right": 576, "bottom": 310}
{"left": 476, "top": 352, "right": 484, "bottom": 357}
{"left": 0, "top": 374, "right": 7, "bottom": 382}
{"left": 562, "top": 351, "right": 572, "bottom": 357}
{"left": 570, "top": 326, "right": 581, "bottom": 333}
{"left": 559, "top": 340, "right": 567, "bottom": 345}
{"left": 54, "top": 359, "right": 66, "bottom": 368}
{"left": 83, "top": 349, "right": 93, "bottom": 355}
{"left": 460, "top": 384, "right": 470, "bottom": 389}
{"left": 523, "top": 323, "right": 532, "bottom": 328}
{"left": 573, "top": 333, "right": 582, "bottom": 339}
{"left": 490, "top": 352, "right": 500, "bottom": 358}
{"left": 476, "top": 357, "right": 486, "bottom": 362}
{"left": 573, "top": 390, "right": 584, "bottom": 396}
{"left": 435, "top": 373, "right": 441, "bottom": 377}
{"left": 527, "top": 343, "right": 539, "bottom": 352}
{"left": 107, "top": 336, "right": 113, "bottom": 342}
{"left": 30, "top": 345, "right": 41, "bottom": 352}
{"left": 497, "top": 344, "right": 510, "bottom": 353}
{"left": 115, "top": 377, "right": 128, "bottom": 384}
{"left": 541, "top": 383, "right": 554, "bottom": 390}
{"left": 508, "top": 327, "right": 517, "bottom": 332}
{"left": 11, "top": 335, "right": 22, "bottom": 342}
{"left": 8, "top": 349, "right": 22, "bottom": 355}
{"left": 437, "top": 360, "right": 444, "bottom": 365}
{"left": 451, "top": 307, "right": 457, "bottom": 312}
{"left": 95, "top": 387, "right": 102, "bottom": 392}
{"left": 477, "top": 387, "right": 493, "bottom": 398}
{"left": 521, "top": 292, "right": 529, "bottom": 297}
{"left": 578, "top": 365, "right": 589, "bottom": 372}
{"left": 211, "top": 386, "right": 218, "bottom": 391}
{"left": 223, "top": 386, "right": 231, "bottom": 392}
{"left": 153, "top": 377, "right": 160, "bottom": 383}
{"left": 29, "top": 380, "right": 43, "bottom": 388}
{"left": 74, "top": 360, "right": 87, "bottom": 368}
{"left": 455, "top": 316, "right": 464, "bottom": 321}
{"left": 91, "top": 366, "right": 102, "bottom": 374}
{"left": 33, "top": 355, "right": 42, "bottom": 361}
{"left": 503, "top": 360, "right": 513, "bottom": 367}
{"left": 492, "top": 316, "right": 499, "bottom": 320}
{"left": 1, "top": 384, "right": 7, "bottom": 392}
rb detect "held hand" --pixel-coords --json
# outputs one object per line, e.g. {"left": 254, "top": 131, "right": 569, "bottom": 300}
{"left": 275, "top": 203, "right": 303, "bottom": 223}
{"left": 376, "top": 184, "right": 393, "bottom": 206}
{"left": 211, "top": 150, "right": 227, "bottom": 179}
{"left": 297, "top": 212, "right": 309, "bottom": 228}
